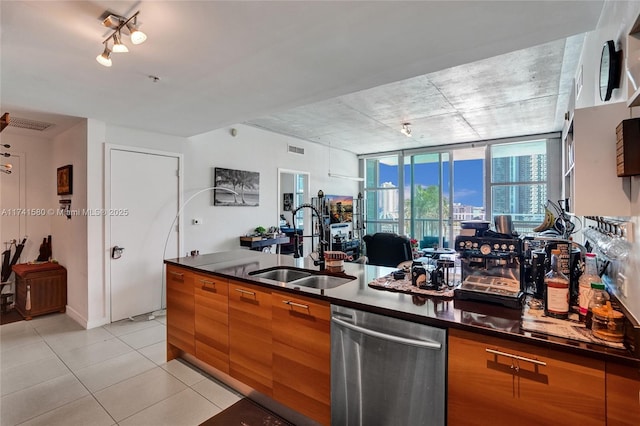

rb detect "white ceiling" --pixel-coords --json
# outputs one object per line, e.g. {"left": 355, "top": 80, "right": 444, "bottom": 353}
{"left": 0, "top": 1, "right": 603, "bottom": 154}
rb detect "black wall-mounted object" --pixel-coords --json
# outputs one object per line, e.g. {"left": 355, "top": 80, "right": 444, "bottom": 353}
{"left": 599, "top": 40, "right": 622, "bottom": 102}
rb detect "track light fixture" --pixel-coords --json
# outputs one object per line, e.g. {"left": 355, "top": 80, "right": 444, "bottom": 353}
{"left": 400, "top": 122, "right": 412, "bottom": 137}
{"left": 96, "top": 10, "right": 146, "bottom": 67}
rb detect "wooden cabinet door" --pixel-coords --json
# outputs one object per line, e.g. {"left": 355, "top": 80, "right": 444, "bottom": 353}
{"left": 166, "top": 265, "right": 195, "bottom": 359}
{"left": 448, "top": 329, "right": 605, "bottom": 426}
{"left": 228, "top": 280, "right": 272, "bottom": 396}
{"left": 272, "top": 290, "right": 330, "bottom": 426}
{"left": 194, "top": 273, "right": 229, "bottom": 374}
{"left": 606, "top": 362, "right": 640, "bottom": 425}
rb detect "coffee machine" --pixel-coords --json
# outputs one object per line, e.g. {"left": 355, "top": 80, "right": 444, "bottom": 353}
{"left": 454, "top": 234, "right": 525, "bottom": 309}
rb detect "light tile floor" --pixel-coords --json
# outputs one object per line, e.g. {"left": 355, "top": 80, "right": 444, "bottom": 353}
{"left": 0, "top": 313, "right": 242, "bottom": 426}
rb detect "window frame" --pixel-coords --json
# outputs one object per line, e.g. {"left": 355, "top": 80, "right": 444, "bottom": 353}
{"left": 360, "top": 134, "right": 561, "bottom": 239}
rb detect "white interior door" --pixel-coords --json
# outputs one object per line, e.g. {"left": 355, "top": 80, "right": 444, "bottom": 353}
{"left": 109, "top": 149, "right": 179, "bottom": 322}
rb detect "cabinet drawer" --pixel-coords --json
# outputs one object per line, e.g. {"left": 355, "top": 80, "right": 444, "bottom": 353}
{"left": 194, "top": 273, "right": 229, "bottom": 374}
{"left": 272, "top": 291, "right": 330, "bottom": 351}
{"left": 228, "top": 280, "right": 272, "bottom": 396}
{"left": 166, "top": 265, "right": 195, "bottom": 357}
{"left": 607, "top": 362, "right": 640, "bottom": 425}
{"left": 448, "top": 329, "right": 605, "bottom": 426}
{"left": 272, "top": 291, "right": 330, "bottom": 425}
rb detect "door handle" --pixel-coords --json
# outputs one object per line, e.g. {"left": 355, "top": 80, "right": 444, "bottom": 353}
{"left": 331, "top": 317, "right": 442, "bottom": 350}
{"left": 112, "top": 245, "right": 125, "bottom": 259}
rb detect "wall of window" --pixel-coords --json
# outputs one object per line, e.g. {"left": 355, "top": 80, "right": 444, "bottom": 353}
{"left": 489, "top": 140, "right": 548, "bottom": 233}
{"left": 362, "top": 136, "right": 561, "bottom": 243}
{"left": 294, "top": 174, "right": 305, "bottom": 228}
{"left": 363, "top": 154, "right": 403, "bottom": 235}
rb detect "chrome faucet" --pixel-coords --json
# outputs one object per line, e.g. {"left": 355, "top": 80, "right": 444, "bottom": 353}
{"left": 292, "top": 203, "right": 327, "bottom": 271}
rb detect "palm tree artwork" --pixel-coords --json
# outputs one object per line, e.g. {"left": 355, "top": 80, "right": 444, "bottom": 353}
{"left": 214, "top": 167, "right": 260, "bottom": 206}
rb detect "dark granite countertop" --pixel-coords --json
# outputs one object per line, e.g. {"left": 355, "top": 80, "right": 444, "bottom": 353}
{"left": 165, "top": 250, "right": 639, "bottom": 365}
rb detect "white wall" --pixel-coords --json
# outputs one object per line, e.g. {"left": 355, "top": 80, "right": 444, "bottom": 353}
{"left": 575, "top": 1, "right": 640, "bottom": 109}
{"left": 51, "top": 120, "right": 89, "bottom": 325}
{"left": 0, "top": 133, "right": 54, "bottom": 262}
{"left": 183, "top": 124, "right": 359, "bottom": 255}
{"left": 575, "top": 0, "right": 640, "bottom": 320}
{"left": 86, "top": 119, "right": 107, "bottom": 328}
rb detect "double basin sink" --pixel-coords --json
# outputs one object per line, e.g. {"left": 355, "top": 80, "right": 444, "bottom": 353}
{"left": 248, "top": 266, "right": 356, "bottom": 289}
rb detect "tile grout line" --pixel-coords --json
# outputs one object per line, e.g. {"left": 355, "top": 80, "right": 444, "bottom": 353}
{"left": 6, "top": 323, "right": 119, "bottom": 426}
{"left": 3, "top": 315, "right": 231, "bottom": 426}
{"left": 11, "top": 317, "right": 167, "bottom": 426}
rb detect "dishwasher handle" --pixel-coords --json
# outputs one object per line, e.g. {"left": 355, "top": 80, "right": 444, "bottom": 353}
{"left": 331, "top": 316, "right": 442, "bottom": 350}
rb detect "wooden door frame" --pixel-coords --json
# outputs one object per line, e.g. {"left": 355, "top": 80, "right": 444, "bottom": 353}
{"left": 104, "top": 144, "right": 183, "bottom": 322}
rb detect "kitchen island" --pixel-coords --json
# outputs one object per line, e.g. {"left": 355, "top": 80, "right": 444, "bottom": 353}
{"left": 165, "top": 250, "right": 640, "bottom": 426}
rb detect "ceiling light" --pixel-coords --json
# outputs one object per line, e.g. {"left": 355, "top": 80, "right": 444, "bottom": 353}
{"left": 96, "top": 44, "right": 112, "bottom": 67}
{"left": 112, "top": 32, "right": 129, "bottom": 53}
{"left": 401, "top": 123, "right": 412, "bottom": 137}
{"left": 96, "top": 11, "right": 146, "bottom": 66}
{"left": 126, "top": 16, "right": 147, "bottom": 45}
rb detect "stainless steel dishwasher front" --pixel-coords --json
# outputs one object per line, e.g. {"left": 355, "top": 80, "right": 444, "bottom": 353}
{"left": 331, "top": 305, "right": 446, "bottom": 426}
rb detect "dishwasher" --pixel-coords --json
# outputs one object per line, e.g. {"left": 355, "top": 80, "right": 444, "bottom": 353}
{"left": 331, "top": 305, "right": 446, "bottom": 426}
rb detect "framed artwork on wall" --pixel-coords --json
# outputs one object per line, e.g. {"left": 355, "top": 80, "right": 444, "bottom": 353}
{"left": 57, "top": 165, "right": 73, "bottom": 195}
{"left": 213, "top": 167, "right": 260, "bottom": 206}
{"left": 283, "top": 193, "right": 293, "bottom": 211}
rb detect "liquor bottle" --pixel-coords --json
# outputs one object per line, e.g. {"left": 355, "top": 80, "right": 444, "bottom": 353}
{"left": 578, "top": 253, "right": 601, "bottom": 322}
{"left": 544, "top": 249, "right": 570, "bottom": 319}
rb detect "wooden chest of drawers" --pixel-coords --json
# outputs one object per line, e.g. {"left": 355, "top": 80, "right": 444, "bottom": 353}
{"left": 12, "top": 263, "right": 67, "bottom": 320}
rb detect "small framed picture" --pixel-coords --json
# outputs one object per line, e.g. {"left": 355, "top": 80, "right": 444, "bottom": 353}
{"left": 57, "top": 165, "right": 73, "bottom": 195}
{"left": 283, "top": 193, "right": 293, "bottom": 211}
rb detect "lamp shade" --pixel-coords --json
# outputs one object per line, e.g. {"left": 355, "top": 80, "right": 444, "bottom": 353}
{"left": 96, "top": 47, "right": 112, "bottom": 67}
{"left": 127, "top": 23, "right": 147, "bottom": 45}
{"left": 112, "top": 33, "right": 129, "bottom": 53}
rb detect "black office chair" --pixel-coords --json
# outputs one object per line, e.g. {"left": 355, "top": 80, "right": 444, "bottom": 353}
{"left": 362, "top": 233, "right": 413, "bottom": 267}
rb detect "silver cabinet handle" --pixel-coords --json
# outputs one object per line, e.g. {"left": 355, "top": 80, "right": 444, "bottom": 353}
{"left": 169, "top": 271, "right": 184, "bottom": 278}
{"left": 283, "top": 300, "right": 309, "bottom": 309}
{"left": 200, "top": 279, "right": 216, "bottom": 291}
{"left": 486, "top": 348, "right": 547, "bottom": 366}
{"left": 331, "top": 317, "right": 442, "bottom": 350}
{"left": 235, "top": 288, "right": 255, "bottom": 296}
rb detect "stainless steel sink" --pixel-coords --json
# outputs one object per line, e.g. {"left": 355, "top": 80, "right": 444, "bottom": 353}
{"left": 249, "top": 266, "right": 355, "bottom": 289}
{"left": 291, "top": 274, "right": 354, "bottom": 289}
{"left": 249, "top": 268, "right": 312, "bottom": 282}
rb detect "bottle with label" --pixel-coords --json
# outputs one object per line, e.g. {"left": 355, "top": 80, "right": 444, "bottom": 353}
{"left": 544, "top": 249, "right": 570, "bottom": 319}
{"left": 578, "top": 253, "right": 601, "bottom": 322}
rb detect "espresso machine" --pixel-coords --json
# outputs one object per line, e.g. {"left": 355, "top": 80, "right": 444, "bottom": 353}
{"left": 454, "top": 234, "right": 525, "bottom": 309}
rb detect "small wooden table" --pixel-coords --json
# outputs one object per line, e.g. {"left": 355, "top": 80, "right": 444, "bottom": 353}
{"left": 12, "top": 263, "right": 67, "bottom": 320}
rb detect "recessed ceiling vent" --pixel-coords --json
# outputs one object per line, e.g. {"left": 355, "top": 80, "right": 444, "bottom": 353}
{"left": 9, "top": 117, "right": 54, "bottom": 132}
{"left": 288, "top": 144, "right": 305, "bottom": 155}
